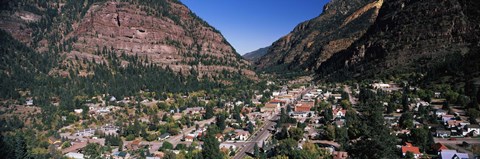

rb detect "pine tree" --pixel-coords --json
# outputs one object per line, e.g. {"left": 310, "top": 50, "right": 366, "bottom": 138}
{"left": 202, "top": 126, "right": 223, "bottom": 159}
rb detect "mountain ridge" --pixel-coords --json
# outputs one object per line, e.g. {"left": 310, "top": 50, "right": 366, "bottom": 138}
{"left": 255, "top": 0, "right": 382, "bottom": 73}
{"left": 0, "top": 0, "right": 256, "bottom": 80}
{"left": 242, "top": 46, "right": 269, "bottom": 62}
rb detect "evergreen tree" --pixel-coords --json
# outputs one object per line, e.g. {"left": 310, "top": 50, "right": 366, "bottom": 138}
{"left": 204, "top": 105, "right": 214, "bottom": 119}
{"left": 202, "top": 126, "right": 223, "bottom": 159}
{"left": 254, "top": 144, "right": 260, "bottom": 158}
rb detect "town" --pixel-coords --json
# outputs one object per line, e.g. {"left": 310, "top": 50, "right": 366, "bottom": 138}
{"left": 8, "top": 80, "right": 477, "bottom": 159}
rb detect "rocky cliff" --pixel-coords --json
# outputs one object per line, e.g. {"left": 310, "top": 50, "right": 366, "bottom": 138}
{"left": 256, "top": 0, "right": 383, "bottom": 72}
{"left": 0, "top": 0, "right": 255, "bottom": 79}
{"left": 317, "top": 0, "right": 480, "bottom": 80}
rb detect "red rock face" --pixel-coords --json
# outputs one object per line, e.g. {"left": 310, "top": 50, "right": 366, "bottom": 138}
{"left": 0, "top": 0, "right": 255, "bottom": 80}
{"left": 68, "top": 1, "right": 253, "bottom": 78}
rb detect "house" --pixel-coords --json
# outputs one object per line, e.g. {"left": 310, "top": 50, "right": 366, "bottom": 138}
{"left": 294, "top": 103, "right": 312, "bottom": 112}
{"left": 435, "top": 109, "right": 447, "bottom": 117}
{"left": 299, "top": 101, "right": 315, "bottom": 108}
{"left": 185, "top": 135, "right": 195, "bottom": 142}
{"left": 112, "top": 151, "right": 128, "bottom": 159}
{"left": 333, "top": 108, "right": 346, "bottom": 119}
{"left": 431, "top": 143, "right": 449, "bottom": 153}
{"left": 463, "top": 124, "right": 480, "bottom": 136}
{"left": 215, "top": 133, "right": 224, "bottom": 142}
{"left": 442, "top": 115, "right": 455, "bottom": 123}
{"left": 439, "top": 150, "right": 469, "bottom": 159}
{"left": 126, "top": 140, "right": 141, "bottom": 150}
{"left": 436, "top": 130, "right": 451, "bottom": 138}
{"left": 331, "top": 94, "right": 342, "bottom": 100}
{"left": 74, "top": 109, "right": 83, "bottom": 114}
{"left": 26, "top": 99, "right": 34, "bottom": 106}
{"left": 65, "top": 152, "right": 84, "bottom": 159}
{"left": 447, "top": 120, "right": 462, "bottom": 128}
{"left": 332, "top": 151, "right": 348, "bottom": 159}
{"left": 261, "top": 103, "right": 279, "bottom": 113}
{"left": 289, "top": 111, "right": 311, "bottom": 118}
{"left": 401, "top": 143, "right": 421, "bottom": 158}
{"left": 183, "top": 107, "right": 204, "bottom": 115}
{"left": 235, "top": 130, "right": 250, "bottom": 141}
{"left": 158, "top": 133, "right": 170, "bottom": 141}
{"left": 269, "top": 99, "right": 286, "bottom": 106}
{"left": 371, "top": 83, "right": 391, "bottom": 89}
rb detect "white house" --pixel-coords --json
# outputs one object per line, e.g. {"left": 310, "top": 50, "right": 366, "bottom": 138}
{"left": 65, "top": 152, "right": 84, "bottom": 159}
{"left": 435, "top": 109, "right": 447, "bottom": 117}
{"left": 463, "top": 124, "right": 480, "bottom": 136}
{"left": 26, "top": 99, "right": 34, "bottom": 106}
{"left": 74, "top": 109, "right": 83, "bottom": 114}
{"left": 235, "top": 130, "right": 250, "bottom": 141}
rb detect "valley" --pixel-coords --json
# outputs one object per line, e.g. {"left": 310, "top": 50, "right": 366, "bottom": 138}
{"left": 1, "top": 0, "right": 480, "bottom": 159}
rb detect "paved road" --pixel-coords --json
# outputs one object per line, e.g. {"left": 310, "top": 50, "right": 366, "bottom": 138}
{"left": 233, "top": 116, "right": 278, "bottom": 159}
{"left": 167, "top": 118, "right": 216, "bottom": 146}
{"left": 143, "top": 118, "right": 216, "bottom": 153}
{"left": 434, "top": 137, "right": 480, "bottom": 144}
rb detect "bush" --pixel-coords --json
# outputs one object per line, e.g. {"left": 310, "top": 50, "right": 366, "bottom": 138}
{"left": 160, "top": 141, "right": 174, "bottom": 151}
{"left": 125, "top": 134, "right": 135, "bottom": 141}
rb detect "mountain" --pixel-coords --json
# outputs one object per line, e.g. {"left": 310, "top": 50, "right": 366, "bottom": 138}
{"left": 317, "top": 0, "right": 480, "bottom": 81}
{"left": 0, "top": 0, "right": 255, "bottom": 79}
{"left": 243, "top": 47, "right": 269, "bottom": 62}
{"left": 255, "top": 0, "right": 384, "bottom": 72}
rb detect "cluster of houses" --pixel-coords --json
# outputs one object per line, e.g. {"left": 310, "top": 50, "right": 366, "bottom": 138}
{"left": 401, "top": 142, "right": 469, "bottom": 159}
{"left": 369, "top": 82, "right": 479, "bottom": 158}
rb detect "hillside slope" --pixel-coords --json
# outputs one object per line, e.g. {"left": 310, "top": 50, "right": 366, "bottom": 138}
{"left": 243, "top": 47, "right": 269, "bottom": 62}
{"left": 317, "top": 0, "right": 480, "bottom": 81}
{"left": 0, "top": 0, "right": 254, "bottom": 79}
{"left": 256, "top": 0, "right": 383, "bottom": 72}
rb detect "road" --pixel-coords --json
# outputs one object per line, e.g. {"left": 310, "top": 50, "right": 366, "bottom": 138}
{"left": 343, "top": 85, "right": 357, "bottom": 106}
{"left": 168, "top": 118, "right": 216, "bottom": 146}
{"left": 232, "top": 116, "right": 278, "bottom": 159}
{"left": 144, "top": 117, "right": 216, "bottom": 153}
{"left": 434, "top": 137, "right": 480, "bottom": 144}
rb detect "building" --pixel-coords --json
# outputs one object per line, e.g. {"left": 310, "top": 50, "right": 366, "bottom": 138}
{"left": 65, "top": 152, "right": 84, "bottom": 159}
{"left": 401, "top": 143, "right": 421, "bottom": 159}
{"left": 432, "top": 143, "right": 449, "bottom": 153}
{"left": 333, "top": 108, "right": 346, "bottom": 119}
{"left": 435, "top": 109, "right": 447, "bottom": 117}
{"left": 436, "top": 130, "right": 451, "bottom": 138}
{"left": 439, "top": 150, "right": 469, "bottom": 159}
{"left": 26, "top": 99, "right": 34, "bottom": 106}
{"left": 235, "top": 130, "right": 250, "bottom": 141}
{"left": 261, "top": 103, "right": 279, "bottom": 113}
{"left": 294, "top": 103, "right": 312, "bottom": 112}
{"left": 183, "top": 107, "right": 204, "bottom": 115}
{"left": 126, "top": 140, "right": 141, "bottom": 150}
{"left": 463, "top": 124, "right": 480, "bottom": 136}
{"left": 185, "top": 135, "right": 195, "bottom": 142}
{"left": 158, "top": 133, "right": 171, "bottom": 141}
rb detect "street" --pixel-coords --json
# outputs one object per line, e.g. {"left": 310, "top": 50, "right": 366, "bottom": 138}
{"left": 232, "top": 118, "right": 277, "bottom": 159}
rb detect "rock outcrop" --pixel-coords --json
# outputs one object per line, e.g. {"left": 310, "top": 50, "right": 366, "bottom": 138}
{"left": 0, "top": 0, "right": 255, "bottom": 79}
{"left": 317, "top": 0, "right": 480, "bottom": 80}
{"left": 256, "top": 0, "right": 383, "bottom": 72}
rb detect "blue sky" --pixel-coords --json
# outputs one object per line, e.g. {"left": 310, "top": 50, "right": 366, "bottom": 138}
{"left": 180, "top": 0, "right": 330, "bottom": 55}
